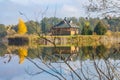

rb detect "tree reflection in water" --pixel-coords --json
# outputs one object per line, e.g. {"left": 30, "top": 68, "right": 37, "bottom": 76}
{"left": 1, "top": 43, "right": 120, "bottom": 80}
{"left": 18, "top": 48, "right": 28, "bottom": 64}
{"left": 25, "top": 44, "right": 120, "bottom": 80}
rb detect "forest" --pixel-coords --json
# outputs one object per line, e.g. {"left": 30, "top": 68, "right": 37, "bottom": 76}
{"left": 0, "top": 16, "right": 120, "bottom": 38}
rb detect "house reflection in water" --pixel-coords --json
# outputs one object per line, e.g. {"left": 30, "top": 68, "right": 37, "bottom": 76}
{"left": 53, "top": 46, "right": 79, "bottom": 54}
{"left": 41, "top": 46, "right": 79, "bottom": 62}
{"left": 4, "top": 43, "right": 120, "bottom": 64}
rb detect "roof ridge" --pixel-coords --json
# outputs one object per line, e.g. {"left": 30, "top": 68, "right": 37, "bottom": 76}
{"left": 64, "top": 19, "right": 71, "bottom": 27}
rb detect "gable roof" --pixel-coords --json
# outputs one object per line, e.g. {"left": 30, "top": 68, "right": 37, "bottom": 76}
{"left": 53, "top": 18, "right": 79, "bottom": 28}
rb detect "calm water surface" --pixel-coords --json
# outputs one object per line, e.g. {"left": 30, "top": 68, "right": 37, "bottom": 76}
{"left": 0, "top": 42, "right": 120, "bottom": 80}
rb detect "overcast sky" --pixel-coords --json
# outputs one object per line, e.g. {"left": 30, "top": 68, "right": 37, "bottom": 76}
{"left": 0, "top": 0, "right": 89, "bottom": 25}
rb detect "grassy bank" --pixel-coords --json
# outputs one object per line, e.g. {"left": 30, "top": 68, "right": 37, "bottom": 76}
{"left": 6, "top": 34, "right": 120, "bottom": 47}
{"left": 39, "top": 35, "right": 119, "bottom": 47}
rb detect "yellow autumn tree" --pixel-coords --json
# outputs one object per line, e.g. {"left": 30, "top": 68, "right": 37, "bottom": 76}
{"left": 18, "top": 18, "right": 27, "bottom": 34}
{"left": 18, "top": 48, "right": 28, "bottom": 64}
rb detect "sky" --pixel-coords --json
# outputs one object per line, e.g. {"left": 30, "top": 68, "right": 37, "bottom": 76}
{"left": 0, "top": 0, "right": 89, "bottom": 25}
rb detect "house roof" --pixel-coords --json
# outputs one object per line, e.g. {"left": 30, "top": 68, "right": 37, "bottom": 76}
{"left": 53, "top": 18, "right": 79, "bottom": 28}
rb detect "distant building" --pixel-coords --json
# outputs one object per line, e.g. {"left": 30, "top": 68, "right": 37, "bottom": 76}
{"left": 51, "top": 18, "right": 79, "bottom": 35}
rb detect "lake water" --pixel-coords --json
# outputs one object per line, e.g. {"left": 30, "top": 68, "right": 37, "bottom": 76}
{"left": 0, "top": 40, "right": 120, "bottom": 80}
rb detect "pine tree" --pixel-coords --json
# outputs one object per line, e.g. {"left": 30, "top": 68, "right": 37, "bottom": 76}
{"left": 94, "top": 21, "right": 107, "bottom": 35}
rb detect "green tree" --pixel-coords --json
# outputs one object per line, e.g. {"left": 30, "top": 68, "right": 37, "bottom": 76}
{"left": 0, "top": 24, "right": 5, "bottom": 32}
{"left": 105, "top": 17, "right": 120, "bottom": 32}
{"left": 0, "top": 24, "right": 6, "bottom": 37}
{"left": 0, "top": 44, "right": 7, "bottom": 56}
{"left": 94, "top": 21, "right": 107, "bottom": 35}
{"left": 40, "top": 17, "right": 62, "bottom": 34}
{"left": 41, "top": 17, "right": 47, "bottom": 34}
{"left": 25, "top": 20, "right": 41, "bottom": 34}
{"left": 81, "top": 21, "right": 93, "bottom": 35}
{"left": 68, "top": 17, "right": 78, "bottom": 23}
{"left": 89, "top": 18, "right": 100, "bottom": 30}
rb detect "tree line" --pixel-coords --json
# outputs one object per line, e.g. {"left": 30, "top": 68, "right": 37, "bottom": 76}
{"left": 0, "top": 16, "right": 120, "bottom": 37}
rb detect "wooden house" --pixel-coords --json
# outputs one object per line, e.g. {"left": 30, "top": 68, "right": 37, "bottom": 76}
{"left": 51, "top": 18, "right": 79, "bottom": 35}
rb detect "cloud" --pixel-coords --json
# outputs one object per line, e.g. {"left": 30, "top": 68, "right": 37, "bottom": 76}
{"left": 62, "top": 5, "right": 78, "bottom": 13}
{"left": 0, "top": 0, "right": 88, "bottom": 25}
{"left": 59, "top": 4, "right": 84, "bottom": 17}
{"left": 61, "top": 5, "right": 78, "bottom": 15}
{"left": 9, "top": 0, "right": 67, "bottom": 5}
{"left": 10, "top": 0, "right": 30, "bottom": 5}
